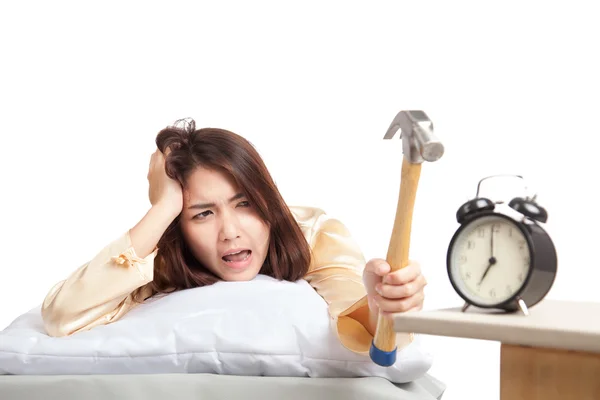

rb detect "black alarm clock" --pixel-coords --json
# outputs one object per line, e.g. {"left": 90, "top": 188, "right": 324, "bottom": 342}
{"left": 446, "top": 175, "right": 558, "bottom": 315}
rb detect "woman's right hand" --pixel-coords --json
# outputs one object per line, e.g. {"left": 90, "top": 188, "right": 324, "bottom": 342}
{"left": 147, "top": 148, "right": 183, "bottom": 216}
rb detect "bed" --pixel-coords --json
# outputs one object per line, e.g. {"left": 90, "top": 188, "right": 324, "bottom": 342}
{"left": 0, "top": 276, "right": 445, "bottom": 399}
{"left": 0, "top": 373, "right": 445, "bottom": 399}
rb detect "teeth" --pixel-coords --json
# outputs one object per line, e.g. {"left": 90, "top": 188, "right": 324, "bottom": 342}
{"left": 223, "top": 251, "right": 251, "bottom": 263}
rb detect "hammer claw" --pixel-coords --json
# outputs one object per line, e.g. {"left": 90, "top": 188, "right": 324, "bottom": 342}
{"left": 382, "top": 110, "right": 444, "bottom": 163}
{"left": 383, "top": 122, "right": 402, "bottom": 140}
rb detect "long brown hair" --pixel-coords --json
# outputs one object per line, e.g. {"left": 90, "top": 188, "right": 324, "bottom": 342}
{"left": 133, "top": 118, "right": 311, "bottom": 302}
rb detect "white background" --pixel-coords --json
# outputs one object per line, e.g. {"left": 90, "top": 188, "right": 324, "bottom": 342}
{"left": 1, "top": 1, "right": 598, "bottom": 399}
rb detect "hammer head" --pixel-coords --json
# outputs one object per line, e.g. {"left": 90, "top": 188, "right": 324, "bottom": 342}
{"left": 383, "top": 110, "right": 444, "bottom": 164}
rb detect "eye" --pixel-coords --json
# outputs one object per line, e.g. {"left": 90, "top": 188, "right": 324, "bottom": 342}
{"left": 237, "top": 201, "right": 250, "bottom": 207}
{"left": 193, "top": 210, "right": 213, "bottom": 220}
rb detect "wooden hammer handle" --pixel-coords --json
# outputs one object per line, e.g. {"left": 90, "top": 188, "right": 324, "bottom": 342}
{"left": 370, "top": 157, "right": 421, "bottom": 364}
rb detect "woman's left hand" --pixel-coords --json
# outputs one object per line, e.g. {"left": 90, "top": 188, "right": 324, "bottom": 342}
{"left": 363, "top": 258, "right": 427, "bottom": 318}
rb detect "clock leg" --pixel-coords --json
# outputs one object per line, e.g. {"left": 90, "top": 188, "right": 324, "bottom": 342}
{"left": 500, "top": 343, "right": 600, "bottom": 400}
{"left": 461, "top": 302, "right": 470, "bottom": 312}
{"left": 516, "top": 297, "right": 529, "bottom": 316}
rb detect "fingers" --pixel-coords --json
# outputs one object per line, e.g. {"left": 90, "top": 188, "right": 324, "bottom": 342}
{"left": 364, "top": 258, "right": 391, "bottom": 276}
{"left": 148, "top": 148, "right": 166, "bottom": 180}
{"left": 365, "top": 259, "right": 427, "bottom": 315}
{"left": 382, "top": 260, "right": 422, "bottom": 285}
{"left": 376, "top": 273, "right": 427, "bottom": 299}
{"left": 151, "top": 147, "right": 169, "bottom": 159}
{"left": 365, "top": 259, "right": 422, "bottom": 282}
{"left": 150, "top": 149, "right": 166, "bottom": 164}
{"left": 148, "top": 152, "right": 154, "bottom": 179}
{"left": 372, "top": 290, "right": 425, "bottom": 314}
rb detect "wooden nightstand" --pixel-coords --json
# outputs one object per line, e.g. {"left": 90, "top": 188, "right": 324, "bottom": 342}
{"left": 393, "top": 299, "right": 600, "bottom": 399}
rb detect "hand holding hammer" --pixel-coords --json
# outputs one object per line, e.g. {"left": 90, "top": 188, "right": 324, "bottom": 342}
{"left": 368, "top": 110, "right": 444, "bottom": 367}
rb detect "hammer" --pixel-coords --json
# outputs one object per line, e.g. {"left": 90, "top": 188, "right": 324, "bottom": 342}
{"left": 369, "top": 110, "right": 444, "bottom": 367}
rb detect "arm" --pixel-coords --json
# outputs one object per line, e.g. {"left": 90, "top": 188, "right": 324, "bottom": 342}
{"left": 299, "top": 208, "right": 414, "bottom": 355}
{"left": 41, "top": 203, "right": 179, "bottom": 337}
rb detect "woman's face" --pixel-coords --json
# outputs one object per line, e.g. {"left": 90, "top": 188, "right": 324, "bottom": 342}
{"left": 179, "top": 166, "right": 270, "bottom": 282}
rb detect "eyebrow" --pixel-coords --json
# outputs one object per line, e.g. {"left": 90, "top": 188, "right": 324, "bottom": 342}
{"left": 187, "top": 193, "right": 246, "bottom": 210}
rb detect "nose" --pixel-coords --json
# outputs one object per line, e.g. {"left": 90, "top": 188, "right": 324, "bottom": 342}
{"left": 218, "top": 210, "right": 241, "bottom": 241}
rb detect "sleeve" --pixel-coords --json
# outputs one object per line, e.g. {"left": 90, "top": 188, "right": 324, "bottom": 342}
{"left": 303, "top": 211, "right": 414, "bottom": 355}
{"left": 41, "top": 230, "right": 157, "bottom": 337}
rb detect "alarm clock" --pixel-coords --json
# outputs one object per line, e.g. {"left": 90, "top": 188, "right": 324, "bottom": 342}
{"left": 446, "top": 175, "right": 558, "bottom": 315}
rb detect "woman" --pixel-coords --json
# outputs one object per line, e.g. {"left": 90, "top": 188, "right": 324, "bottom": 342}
{"left": 41, "top": 118, "right": 428, "bottom": 356}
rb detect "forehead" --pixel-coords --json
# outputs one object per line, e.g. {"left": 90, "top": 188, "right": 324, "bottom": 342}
{"left": 184, "top": 167, "right": 240, "bottom": 202}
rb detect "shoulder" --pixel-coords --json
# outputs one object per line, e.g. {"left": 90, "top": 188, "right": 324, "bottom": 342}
{"left": 288, "top": 205, "right": 365, "bottom": 270}
{"left": 288, "top": 205, "right": 326, "bottom": 244}
{"left": 288, "top": 205, "right": 352, "bottom": 244}
{"left": 288, "top": 205, "right": 326, "bottom": 224}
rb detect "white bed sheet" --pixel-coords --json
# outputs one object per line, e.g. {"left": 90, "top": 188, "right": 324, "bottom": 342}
{"left": 0, "top": 372, "right": 446, "bottom": 400}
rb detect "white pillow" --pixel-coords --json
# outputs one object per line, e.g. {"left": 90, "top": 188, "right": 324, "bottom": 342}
{"left": 0, "top": 275, "right": 433, "bottom": 382}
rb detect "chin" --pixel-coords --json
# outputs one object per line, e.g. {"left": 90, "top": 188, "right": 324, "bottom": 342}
{"left": 215, "top": 262, "right": 262, "bottom": 282}
{"left": 221, "top": 270, "right": 260, "bottom": 282}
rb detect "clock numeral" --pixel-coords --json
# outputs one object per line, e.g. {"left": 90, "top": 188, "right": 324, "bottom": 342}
{"left": 459, "top": 255, "right": 467, "bottom": 264}
{"left": 465, "top": 271, "right": 471, "bottom": 280}
{"left": 519, "top": 240, "right": 526, "bottom": 250}
{"left": 489, "top": 288, "right": 496, "bottom": 298}
{"left": 506, "top": 285, "right": 512, "bottom": 294}
{"left": 492, "top": 224, "right": 501, "bottom": 233}
{"left": 518, "top": 273, "right": 524, "bottom": 282}
{"left": 509, "top": 228, "right": 513, "bottom": 237}
{"left": 467, "top": 240, "right": 475, "bottom": 250}
{"left": 477, "top": 228, "right": 485, "bottom": 238}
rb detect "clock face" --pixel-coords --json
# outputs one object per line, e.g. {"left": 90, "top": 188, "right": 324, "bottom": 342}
{"left": 448, "top": 214, "right": 532, "bottom": 306}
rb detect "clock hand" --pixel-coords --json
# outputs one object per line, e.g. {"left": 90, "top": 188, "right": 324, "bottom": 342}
{"left": 490, "top": 224, "right": 495, "bottom": 257}
{"left": 478, "top": 256, "right": 497, "bottom": 285}
{"left": 479, "top": 225, "right": 499, "bottom": 285}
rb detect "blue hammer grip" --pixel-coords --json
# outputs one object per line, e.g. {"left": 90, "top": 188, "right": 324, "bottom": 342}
{"left": 369, "top": 340, "right": 397, "bottom": 367}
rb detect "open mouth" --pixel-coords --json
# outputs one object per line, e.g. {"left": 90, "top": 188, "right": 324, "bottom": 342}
{"left": 222, "top": 250, "right": 252, "bottom": 262}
